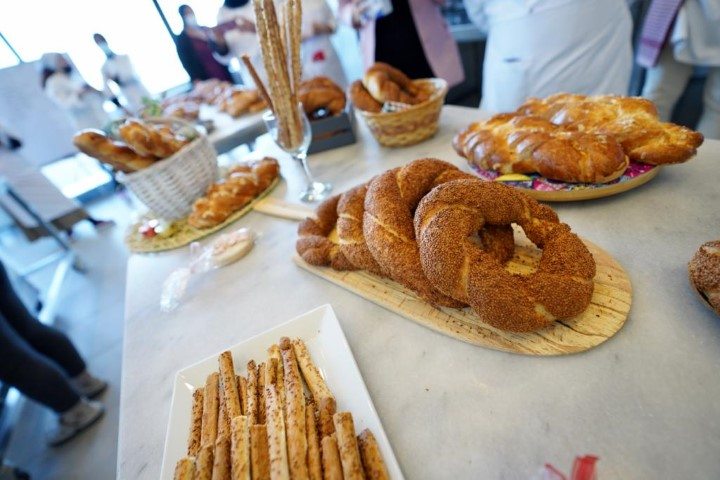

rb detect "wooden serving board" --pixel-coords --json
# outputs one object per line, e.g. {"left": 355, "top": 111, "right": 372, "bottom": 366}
{"left": 294, "top": 232, "right": 632, "bottom": 356}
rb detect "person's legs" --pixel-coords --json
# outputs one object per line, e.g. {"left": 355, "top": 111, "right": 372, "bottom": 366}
{"left": 0, "top": 262, "right": 85, "bottom": 377}
{"left": 697, "top": 67, "right": 720, "bottom": 140}
{"left": 641, "top": 46, "right": 694, "bottom": 121}
{"left": 0, "top": 311, "right": 80, "bottom": 413}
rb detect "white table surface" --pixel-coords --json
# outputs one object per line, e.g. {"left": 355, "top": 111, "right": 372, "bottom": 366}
{"left": 203, "top": 106, "right": 266, "bottom": 155}
{"left": 118, "top": 106, "right": 720, "bottom": 480}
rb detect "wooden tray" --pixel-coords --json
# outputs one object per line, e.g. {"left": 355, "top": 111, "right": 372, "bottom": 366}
{"left": 469, "top": 162, "right": 661, "bottom": 202}
{"left": 125, "top": 178, "right": 279, "bottom": 253}
{"left": 294, "top": 232, "right": 631, "bottom": 356}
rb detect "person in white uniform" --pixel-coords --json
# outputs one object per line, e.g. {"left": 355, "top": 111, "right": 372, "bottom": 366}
{"left": 213, "top": 0, "right": 348, "bottom": 88}
{"left": 40, "top": 53, "right": 110, "bottom": 131}
{"left": 640, "top": 0, "right": 720, "bottom": 139}
{"left": 463, "top": 0, "right": 634, "bottom": 113}
{"left": 93, "top": 33, "right": 151, "bottom": 113}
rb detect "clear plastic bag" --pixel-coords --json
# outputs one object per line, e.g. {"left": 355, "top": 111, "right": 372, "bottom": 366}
{"left": 160, "top": 228, "right": 255, "bottom": 312}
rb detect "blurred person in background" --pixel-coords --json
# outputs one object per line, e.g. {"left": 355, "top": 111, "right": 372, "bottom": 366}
{"left": 463, "top": 0, "right": 633, "bottom": 112}
{"left": 638, "top": 0, "right": 720, "bottom": 139}
{"left": 40, "top": 53, "right": 111, "bottom": 130}
{"left": 339, "top": 0, "right": 464, "bottom": 87}
{"left": 212, "top": 0, "right": 348, "bottom": 88}
{"left": 0, "top": 257, "right": 107, "bottom": 446}
{"left": 93, "top": 33, "right": 150, "bottom": 113}
{"left": 174, "top": 5, "right": 234, "bottom": 82}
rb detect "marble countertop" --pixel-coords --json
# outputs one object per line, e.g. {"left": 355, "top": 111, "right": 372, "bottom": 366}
{"left": 118, "top": 106, "right": 720, "bottom": 479}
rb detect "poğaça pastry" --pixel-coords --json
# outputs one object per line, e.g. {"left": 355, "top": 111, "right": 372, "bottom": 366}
{"left": 454, "top": 93, "right": 704, "bottom": 183}
{"left": 296, "top": 158, "right": 595, "bottom": 332}
{"left": 688, "top": 240, "right": 720, "bottom": 315}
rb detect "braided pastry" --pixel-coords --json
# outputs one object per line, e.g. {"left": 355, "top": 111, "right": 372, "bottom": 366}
{"left": 119, "top": 119, "right": 188, "bottom": 158}
{"left": 517, "top": 93, "right": 703, "bottom": 165}
{"left": 73, "top": 129, "right": 155, "bottom": 172}
{"left": 296, "top": 194, "right": 356, "bottom": 270}
{"left": 688, "top": 240, "right": 720, "bottom": 315}
{"left": 348, "top": 80, "right": 382, "bottom": 113}
{"left": 188, "top": 157, "right": 279, "bottom": 229}
{"left": 454, "top": 113, "right": 629, "bottom": 184}
{"left": 415, "top": 179, "right": 596, "bottom": 332}
{"left": 363, "top": 159, "right": 514, "bottom": 307}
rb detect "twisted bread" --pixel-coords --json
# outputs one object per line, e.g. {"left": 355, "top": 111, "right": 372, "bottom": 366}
{"left": 362, "top": 70, "right": 416, "bottom": 105}
{"left": 118, "top": 119, "right": 188, "bottom": 158}
{"left": 297, "top": 77, "right": 346, "bottom": 116}
{"left": 73, "top": 129, "right": 155, "bottom": 172}
{"left": 188, "top": 157, "right": 279, "bottom": 229}
{"left": 348, "top": 81, "right": 382, "bottom": 113}
{"left": 517, "top": 93, "right": 703, "bottom": 165}
{"left": 336, "top": 183, "right": 384, "bottom": 275}
{"left": 688, "top": 240, "right": 720, "bottom": 315}
{"left": 453, "top": 113, "right": 629, "bottom": 184}
{"left": 415, "top": 179, "right": 596, "bottom": 332}
{"left": 296, "top": 194, "right": 356, "bottom": 270}
{"left": 366, "top": 63, "right": 418, "bottom": 96}
{"left": 363, "top": 158, "right": 514, "bottom": 307}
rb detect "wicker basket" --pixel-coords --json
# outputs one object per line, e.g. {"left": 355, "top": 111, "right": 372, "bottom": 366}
{"left": 356, "top": 78, "right": 448, "bottom": 147}
{"left": 116, "top": 119, "right": 218, "bottom": 219}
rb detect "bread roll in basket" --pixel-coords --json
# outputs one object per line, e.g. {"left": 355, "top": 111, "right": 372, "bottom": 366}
{"left": 356, "top": 78, "right": 448, "bottom": 147}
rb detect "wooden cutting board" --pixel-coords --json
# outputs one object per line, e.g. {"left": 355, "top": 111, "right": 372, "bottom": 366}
{"left": 294, "top": 232, "right": 631, "bottom": 356}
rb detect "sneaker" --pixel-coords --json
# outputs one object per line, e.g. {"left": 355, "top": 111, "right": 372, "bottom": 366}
{"left": 70, "top": 370, "right": 108, "bottom": 398}
{"left": 47, "top": 399, "right": 105, "bottom": 447}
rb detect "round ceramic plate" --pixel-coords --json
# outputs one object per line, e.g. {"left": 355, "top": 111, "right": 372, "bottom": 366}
{"left": 469, "top": 161, "right": 661, "bottom": 202}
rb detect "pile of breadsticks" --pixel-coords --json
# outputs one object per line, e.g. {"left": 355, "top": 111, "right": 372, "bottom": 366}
{"left": 245, "top": 0, "right": 303, "bottom": 150}
{"left": 173, "top": 337, "right": 390, "bottom": 480}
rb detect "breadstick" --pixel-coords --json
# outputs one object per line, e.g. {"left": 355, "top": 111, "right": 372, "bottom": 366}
{"left": 174, "top": 457, "right": 196, "bottom": 480}
{"left": 188, "top": 388, "right": 204, "bottom": 456}
{"left": 218, "top": 387, "right": 230, "bottom": 438}
{"left": 230, "top": 416, "right": 251, "bottom": 480}
{"left": 318, "top": 396, "right": 337, "bottom": 438}
{"left": 289, "top": 0, "right": 302, "bottom": 94}
{"left": 321, "top": 435, "right": 343, "bottom": 480}
{"left": 257, "top": 362, "right": 267, "bottom": 424}
{"left": 195, "top": 445, "right": 214, "bottom": 480}
{"left": 240, "top": 55, "right": 274, "bottom": 113}
{"left": 306, "top": 404, "right": 322, "bottom": 480}
{"left": 268, "top": 345, "right": 285, "bottom": 412}
{"left": 333, "top": 412, "right": 364, "bottom": 480}
{"left": 357, "top": 430, "right": 389, "bottom": 480}
{"left": 201, "top": 373, "right": 220, "bottom": 447}
{"left": 219, "top": 352, "right": 243, "bottom": 420}
{"left": 251, "top": 424, "right": 271, "bottom": 480}
{"left": 237, "top": 375, "right": 248, "bottom": 415}
{"left": 212, "top": 434, "right": 232, "bottom": 480}
{"left": 291, "top": 339, "right": 334, "bottom": 402}
{"left": 246, "top": 360, "right": 259, "bottom": 425}
{"left": 265, "top": 384, "right": 290, "bottom": 480}
{"left": 280, "top": 337, "right": 309, "bottom": 480}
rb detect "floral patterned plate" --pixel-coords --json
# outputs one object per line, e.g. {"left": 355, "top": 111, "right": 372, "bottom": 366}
{"left": 469, "top": 161, "right": 661, "bottom": 202}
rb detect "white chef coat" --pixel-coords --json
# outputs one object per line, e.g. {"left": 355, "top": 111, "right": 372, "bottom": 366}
{"left": 671, "top": 0, "right": 720, "bottom": 66}
{"left": 44, "top": 72, "right": 109, "bottom": 130}
{"left": 464, "top": 0, "right": 633, "bottom": 113}
{"left": 218, "top": 0, "right": 347, "bottom": 88}
{"left": 101, "top": 54, "right": 151, "bottom": 112}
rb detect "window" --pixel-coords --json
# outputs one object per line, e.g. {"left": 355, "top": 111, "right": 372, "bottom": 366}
{"left": 0, "top": 0, "right": 189, "bottom": 93}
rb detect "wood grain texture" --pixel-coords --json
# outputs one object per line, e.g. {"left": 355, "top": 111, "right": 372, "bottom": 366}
{"left": 294, "top": 230, "right": 631, "bottom": 356}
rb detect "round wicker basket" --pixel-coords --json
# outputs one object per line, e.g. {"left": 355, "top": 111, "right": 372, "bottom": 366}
{"left": 356, "top": 78, "right": 448, "bottom": 147}
{"left": 116, "top": 119, "right": 218, "bottom": 219}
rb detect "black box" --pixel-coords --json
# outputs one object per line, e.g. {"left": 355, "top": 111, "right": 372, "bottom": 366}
{"left": 307, "top": 105, "right": 357, "bottom": 154}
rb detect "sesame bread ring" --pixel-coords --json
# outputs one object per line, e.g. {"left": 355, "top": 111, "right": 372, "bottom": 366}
{"left": 688, "top": 240, "right": 720, "bottom": 315}
{"left": 296, "top": 194, "right": 355, "bottom": 271}
{"left": 363, "top": 158, "right": 515, "bottom": 307}
{"left": 336, "top": 183, "right": 385, "bottom": 275}
{"left": 414, "top": 179, "right": 596, "bottom": 332}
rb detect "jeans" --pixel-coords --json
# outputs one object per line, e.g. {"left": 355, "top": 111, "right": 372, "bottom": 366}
{"left": 0, "top": 262, "right": 85, "bottom": 413}
{"left": 642, "top": 46, "right": 720, "bottom": 140}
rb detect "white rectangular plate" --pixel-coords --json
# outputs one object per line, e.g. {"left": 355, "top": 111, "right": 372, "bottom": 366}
{"left": 160, "top": 304, "right": 403, "bottom": 479}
